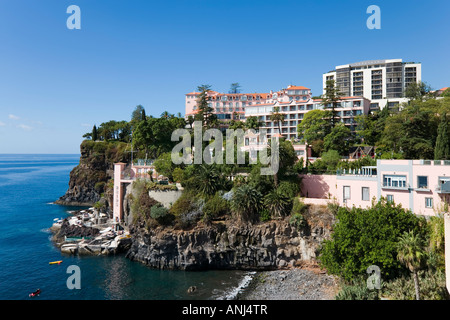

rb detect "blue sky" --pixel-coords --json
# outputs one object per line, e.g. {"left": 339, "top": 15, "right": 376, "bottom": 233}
{"left": 0, "top": 0, "right": 449, "bottom": 154}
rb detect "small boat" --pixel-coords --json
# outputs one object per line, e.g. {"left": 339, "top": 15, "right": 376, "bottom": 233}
{"left": 29, "top": 289, "right": 41, "bottom": 297}
{"left": 49, "top": 260, "right": 63, "bottom": 265}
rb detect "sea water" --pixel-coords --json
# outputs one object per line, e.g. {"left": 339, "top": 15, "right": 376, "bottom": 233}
{"left": 0, "top": 154, "right": 252, "bottom": 300}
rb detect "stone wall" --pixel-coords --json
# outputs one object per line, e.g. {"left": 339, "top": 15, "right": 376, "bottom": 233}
{"left": 148, "top": 190, "right": 183, "bottom": 209}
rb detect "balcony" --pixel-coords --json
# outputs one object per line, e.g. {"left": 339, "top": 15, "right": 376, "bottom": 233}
{"left": 133, "top": 159, "right": 154, "bottom": 167}
{"left": 336, "top": 166, "right": 377, "bottom": 177}
{"left": 436, "top": 181, "right": 450, "bottom": 194}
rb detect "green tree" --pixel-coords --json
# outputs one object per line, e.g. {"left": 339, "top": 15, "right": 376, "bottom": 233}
{"left": 269, "top": 106, "right": 285, "bottom": 135}
{"left": 92, "top": 125, "right": 98, "bottom": 141}
{"left": 229, "top": 83, "right": 241, "bottom": 94}
{"left": 321, "top": 149, "right": 341, "bottom": 172}
{"left": 245, "top": 116, "right": 263, "bottom": 130}
{"left": 297, "top": 109, "right": 331, "bottom": 145}
{"left": 321, "top": 79, "right": 343, "bottom": 128}
{"left": 434, "top": 114, "right": 449, "bottom": 160}
{"left": 131, "top": 105, "right": 146, "bottom": 122}
{"left": 397, "top": 230, "right": 427, "bottom": 300}
{"left": 398, "top": 103, "right": 435, "bottom": 159}
{"left": 404, "top": 81, "right": 433, "bottom": 101}
{"left": 319, "top": 199, "right": 426, "bottom": 281}
{"left": 355, "top": 109, "right": 388, "bottom": 146}
{"left": 380, "top": 112, "right": 404, "bottom": 154}
{"left": 323, "top": 123, "right": 352, "bottom": 155}
{"left": 441, "top": 88, "right": 450, "bottom": 97}
{"left": 153, "top": 152, "right": 176, "bottom": 180}
{"left": 196, "top": 85, "right": 214, "bottom": 128}
{"left": 161, "top": 111, "right": 172, "bottom": 119}
{"left": 266, "top": 138, "right": 297, "bottom": 187}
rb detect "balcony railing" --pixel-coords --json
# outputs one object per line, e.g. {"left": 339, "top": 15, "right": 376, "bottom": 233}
{"left": 420, "top": 160, "right": 450, "bottom": 166}
{"left": 436, "top": 181, "right": 450, "bottom": 194}
{"left": 133, "top": 159, "right": 155, "bottom": 167}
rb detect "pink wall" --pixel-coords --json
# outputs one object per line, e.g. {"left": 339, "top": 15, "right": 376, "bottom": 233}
{"left": 300, "top": 174, "right": 337, "bottom": 199}
{"left": 336, "top": 178, "right": 378, "bottom": 210}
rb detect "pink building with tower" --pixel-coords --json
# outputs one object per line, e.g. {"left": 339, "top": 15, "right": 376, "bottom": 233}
{"left": 113, "top": 160, "right": 157, "bottom": 223}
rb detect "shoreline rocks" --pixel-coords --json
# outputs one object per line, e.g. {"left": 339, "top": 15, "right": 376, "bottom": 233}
{"left": 125, "top": 216, "right": 332, "bottom": 271}
{"left": 50, "top": 209, "right": 132, "bottom": 256}
{"left": 236, "top": 267, "right": 338, "bottom": 300}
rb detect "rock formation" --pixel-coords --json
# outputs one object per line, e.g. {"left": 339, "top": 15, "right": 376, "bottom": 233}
{"left": 55, "top": 140, "right": 128, "bottom": 206}
{"left": 126, "top": 214, "right": 333, "bottom": 271}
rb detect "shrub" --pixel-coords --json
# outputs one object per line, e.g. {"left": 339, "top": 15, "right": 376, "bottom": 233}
{"left": 319, "top": 199, "right": 427, "bottom": 281}
{"left": 335, "top": 276, "right": 380, "bottom": 300}
{"left": 289, "top": 198, "right": 307, "bottom": 230}
{"left": 383, "top": 269, "right": 449, "bottom": 300}
{"left": 277, "top": 180, "right": 300, "bottom": 199}
{"left": 169, "top": 192, "right": 203, "bottom": 229}
{"left": 150, "top": 204, "right": 174, "bottom": 225}
{"left": 130, "top": 180, "right": 159, "bottom": 225}
{"left": 94, "top": 181, "right": 106, "bottom": 193}
{"left": 203, "top": 193, "right": 230, "bottom": 220}
{"left": 172, "top": 167, "right": 184, "bottom": 183}
{"left": 259, "top": 209, "right": 271, "bottom": 222}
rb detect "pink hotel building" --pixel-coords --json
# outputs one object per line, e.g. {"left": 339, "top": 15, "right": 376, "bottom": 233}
{"left": 185, "top": 85, "right": 370, "bottom": 141}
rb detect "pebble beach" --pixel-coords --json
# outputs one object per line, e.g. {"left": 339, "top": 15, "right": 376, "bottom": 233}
{"left": 236, "top": 267, "right": 338, "bottom": 300}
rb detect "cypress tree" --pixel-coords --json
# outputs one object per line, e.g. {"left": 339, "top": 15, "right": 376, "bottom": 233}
{"left": 434, "top": 115, "right": 449, "bottom": 160}
{"left": 92, "top": 125, "right": 98, "bottom": 141}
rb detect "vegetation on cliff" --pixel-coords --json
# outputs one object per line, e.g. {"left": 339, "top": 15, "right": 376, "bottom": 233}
{"left": 57, "top": 139, "right": 129, "bottom": 205}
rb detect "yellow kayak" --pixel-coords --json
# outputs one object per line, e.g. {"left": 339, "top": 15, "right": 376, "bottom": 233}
{"left": 49, "top": 261, "right": 62, "bottom": 265}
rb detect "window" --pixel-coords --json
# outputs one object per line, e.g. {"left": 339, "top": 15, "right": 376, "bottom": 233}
{"left": 343, "top": 186, "right": 351, "bottom": 201}
{"left": 417, "top": 176, "right": 428, "bottom": 189}
{"left": 383, "top": 175, "right": 407, "bottom": 188}
{"left": 362, "top": 187, "right": 370, "bottom": 201}
{"left": 387, "top": 194, "right": 394, "bottom": 203}
{"left": 425, "top": 198, "right": 433, "bottom": 208}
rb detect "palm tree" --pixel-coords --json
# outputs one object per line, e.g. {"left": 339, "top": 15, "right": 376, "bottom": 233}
{"left": 263, "top": 188, "right": 291, "bottom": 219}
{"left": 397, "top": 230, "right": 427, "bottom": 300}
{"left": 230, "top": 184, "right": 263, "bottom": 223}
{"left": 161, "top": 111, "right": 172, "bottom": 119}
{"left": 197, "top": 165, "right": 224, "bottom": 196}
{"left": 269, "top": 106, "right": 285, "bottom": 135}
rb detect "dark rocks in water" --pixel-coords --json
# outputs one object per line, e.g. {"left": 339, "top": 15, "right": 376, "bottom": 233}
{"left": 53, "top": 219, "right": 100, "bottom": 242}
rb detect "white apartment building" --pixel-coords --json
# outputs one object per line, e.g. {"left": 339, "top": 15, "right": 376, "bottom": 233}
{"left": 323, "top": 59, "right": 422, "bottom": 110}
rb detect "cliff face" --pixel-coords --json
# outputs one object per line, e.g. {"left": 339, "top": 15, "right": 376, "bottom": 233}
{"left": 125, "top": 215, "right": 333, "bottom": 271}
{"left": 56, "top": 140, "right": 129, "bottom": 206}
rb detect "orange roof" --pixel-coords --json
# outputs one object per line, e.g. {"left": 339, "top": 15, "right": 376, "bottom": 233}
{"left": 285, "top": 86, "right": 310, "bottom": 90}
{"left": 439, "top": 87, "right": 448, "bottom": 91}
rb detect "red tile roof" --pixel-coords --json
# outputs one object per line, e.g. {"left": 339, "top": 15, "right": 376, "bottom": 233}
{"left": 285, "top": 86, "right": 310, "bottom": 90}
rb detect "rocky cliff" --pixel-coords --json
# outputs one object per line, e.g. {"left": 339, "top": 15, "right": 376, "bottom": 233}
{"left": 56, "top": 140, "right": 129, "bottom": 206}
{"left": 126, "top": 210, "right": 334, "bottom": 271}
